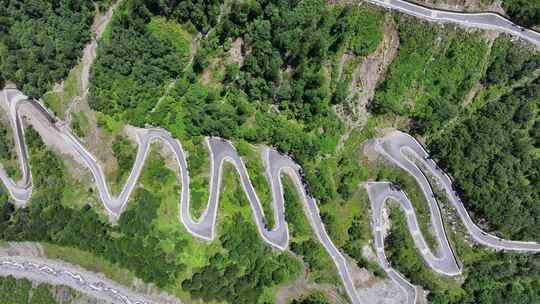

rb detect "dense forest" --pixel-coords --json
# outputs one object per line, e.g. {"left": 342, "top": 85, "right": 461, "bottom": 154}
{"left": 385, "top": 204, "right": 540, "bottom": 304}
{"left": 291, "top": 292, "right": 330, "bottom": 304}
{"left": 0, "top": 0, "right": 101, "bottom": 97}
{"left": 371, "top": 16, "right": 487, "bottom": 134}
{"left": 0, "top": 128, "right": 301, "bottom": 302}
{"left": 0, "top": 275, "right": 60, "bottom": 304}
{"left": 502, "top": 0, "right": 540, "bottom": 27}
{"left": 2, "top": 0, "right": 540, "bottom": 303}
{"left": 372, "top": 17, "right": 540, "bottom": 241}
{"left": 91, "top": 0, "right": 383, "bottom": 164}
{"left": 429, "top": 80, "right": 540, "bottom": 240}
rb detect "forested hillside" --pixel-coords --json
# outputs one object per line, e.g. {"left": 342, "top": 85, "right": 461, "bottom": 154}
{"left": 1, "top": 0, "right": 540, "bottom": 303}
{"left": 370, "top": 14, "right": 540, "bottom": 304}
{"left": 0, "top": 0, "right": 103, "bottom": 97}
{"left": 429, "top": 80, "right": 540, "bottom": 241}
{"left": 502, "top": 0, "right": 540, "bottom": 27}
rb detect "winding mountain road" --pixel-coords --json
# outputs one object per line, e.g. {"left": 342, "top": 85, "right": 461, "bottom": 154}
{"left": 365, "top": 131, "right": 540, "bottom": 303}
{"left": 2, "top": 84, "right": 540, "bottom": 304}
{"left": 0, "top": 88, "right": 360, "bottom": 304}
{"left": 367, "top": 0, "right": 540, "bottom": 48}
{"left": 1, "top": 1, "right": 540, "bottom": 304}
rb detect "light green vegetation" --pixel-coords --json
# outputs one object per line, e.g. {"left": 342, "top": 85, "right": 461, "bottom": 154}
{"left": 0, "top": 116, "right": 20, "bottom": 180}
{"left": 184, "top": 138, "right": 211, "bottom": 220}
{"left": 30, "top": 284, "right": 57, "bottom": 304}
{"left": 336, "top": 7, "right": 385, "bottom": 57}
{"left": 42, "top": 243, "right": 135, "bottom": 287}
{"left": 42, "top": 65, "right": 82, "bottom": 120}
{"left": 110, "top": 135, "right": 137, "bottom": 195}
{"left": 330, "top": 7, "right": 384, "bottom": 109}
{"left": 88, "top": 2, "right": 388, "bottom": 291}
{"left": 236, "top": 140, "right": 274, "bottom": 229}
{"left": 431, "top": 37, "right": 540, "bottom": 140}
{"left": 71, "top": 111, "right": 90, "bottom": 138}
{"left": 137, "top": 147, "right": 218, "bottom": 285}
{"left": 427, "top": 40, "right": 540, "bottom": 242}
{"left": 90, "top": 5, "right": 192, "bottom": 126}
{"left": 60, "top": 169, "right": 105, "bottom": 218}
{"left": 385, "top": 204, "right": 463, "bottom": 299}
{"left": 375, "top": 164, "right": 437, "bottom": 250}
{"left": 372, "top": 17, "right": 489, "bottom": 134}
{"left": 125, "top": 147, "right": 304, "bottom": 303}
{"left": 177, "top": 161, "right": 302, "bottom": 303}
{"left": 290, "top": 291, "right": 330, "bottom": 304}
{"left": 7, "top": 0, "right": 540, "bottom": 302}
{"left": 95, "top": 112, "right": 124, "bottom": 134}
{"left": 0, "top": 275, "right": 58, "bottom": 304}
{"left": 0, "top": 130, "right": 305, "bottom": 303}
{"left": 283, "top": 177, "right": 341, "bottom": 286}
{"left": 147, "top": 17, "right": 192, "bottom": 67}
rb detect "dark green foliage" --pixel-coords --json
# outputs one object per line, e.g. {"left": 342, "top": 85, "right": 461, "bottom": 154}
{"left": 110, "top": 189, "right": 185, "bottom": 287}
{"left": 304, "top": 161, "right": 337, "bottom": 205}
{"left": 112, "top": 136, "right": 137, "bottom": 181}
{"left": 29, "top": 285, "right": 56, "bottom": 304}
{"left": 372, "top": 18, "right": 487, "bottom": 134}
{"left": 144, "top": 0, "right": 221, "bottom": 33}
{"left": 502, "top": 0, "right": 540, "bottom": 27}
{"left": 485, "top": 38, "right": 540, "bottom": 86}
{"left": 0, "top": 275, "right": 31, "bottom": 304}
{"left": 290, "top": 239, "right": 332, "bottom": 276}
{"left": 1, "top": 129, "right": 302, "bottom": 296}
{"left": 376, "top": 164, "right": 437, "bottom": 249}
{"left": 0, "top": 119, "right": 19, "bottom": 178}
{"left": 385, "top": 207, "right": 438, "bottom": 290}
{"left": 291, "top": 291, "right": 329, "bottom": 304}
{"left": 0, "top": 275, "right": 65, "bottom": 304}
{"left": 0, "top": 123, "right": 13, "bottom": 160}
{"left": 386, "top": 205, "right": 540, "bottom": 304}
{"left": 89, "top": 0, "right": 188, "bottom": 126}
{"left": 0, "top": 129, "right": 180, "bottom": 288}
{"left": 94, "top": 0, "right": 383, "bottom": 166}
{"left": 436, "top": 253, "right": 540, "bottom": 304}
{"left": 0, "top": 0, "right": 95, "bottom": 97}
{"left": 429, "top": 80, "right": 540, "bottom": 241}
{"left": 181, "top": 214, "right": 299, "bottom": 303}
{"left": 341, "top": 215, "right": 384, "bottom": 277}
{"left": 283, "top": 177, "right": 340, "bottom": 284}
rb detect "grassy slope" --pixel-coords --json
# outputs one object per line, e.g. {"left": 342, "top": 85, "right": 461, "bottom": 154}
{"left": 375, "top": 164, "right": 438, "bottom": 250}
{"left": 0, "top": 116, "right": 21, "bottom": 180}
{"left": 283, "top": 176, "right": 341, "bottom": 286}
{"left": 235, "top": 140, "right": 275, "bottom": 229}
{"left": 42, "top": 243, "right": 135, "bottom": 287}
{"left": 0, "top": 276, "right": 64, "bottom": 304}
{"left": 42, "top": 65, "right": 82, "bottom": 120}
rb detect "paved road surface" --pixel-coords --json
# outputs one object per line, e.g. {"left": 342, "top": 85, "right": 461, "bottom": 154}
{"left": 367, "top": 0, "right": 540, "bottom": 48}
{"left": 2, "top": 87, "right": 540, "bottom": 304}
{"left": 366, "top": 131, "right": 540, "bottom": 303}
{"left": 0, "top": 88, "right": 362, "bottom": 304}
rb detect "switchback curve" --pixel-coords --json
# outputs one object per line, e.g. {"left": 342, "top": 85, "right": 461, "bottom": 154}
{"left": 2, "top": 88, "right": 540, "bottom": 304}
{"left": 364, "top": 131, "right": 540, "bottom": 303}
{"left": 0, "top": 88, "right": 362, "bottom": 304}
